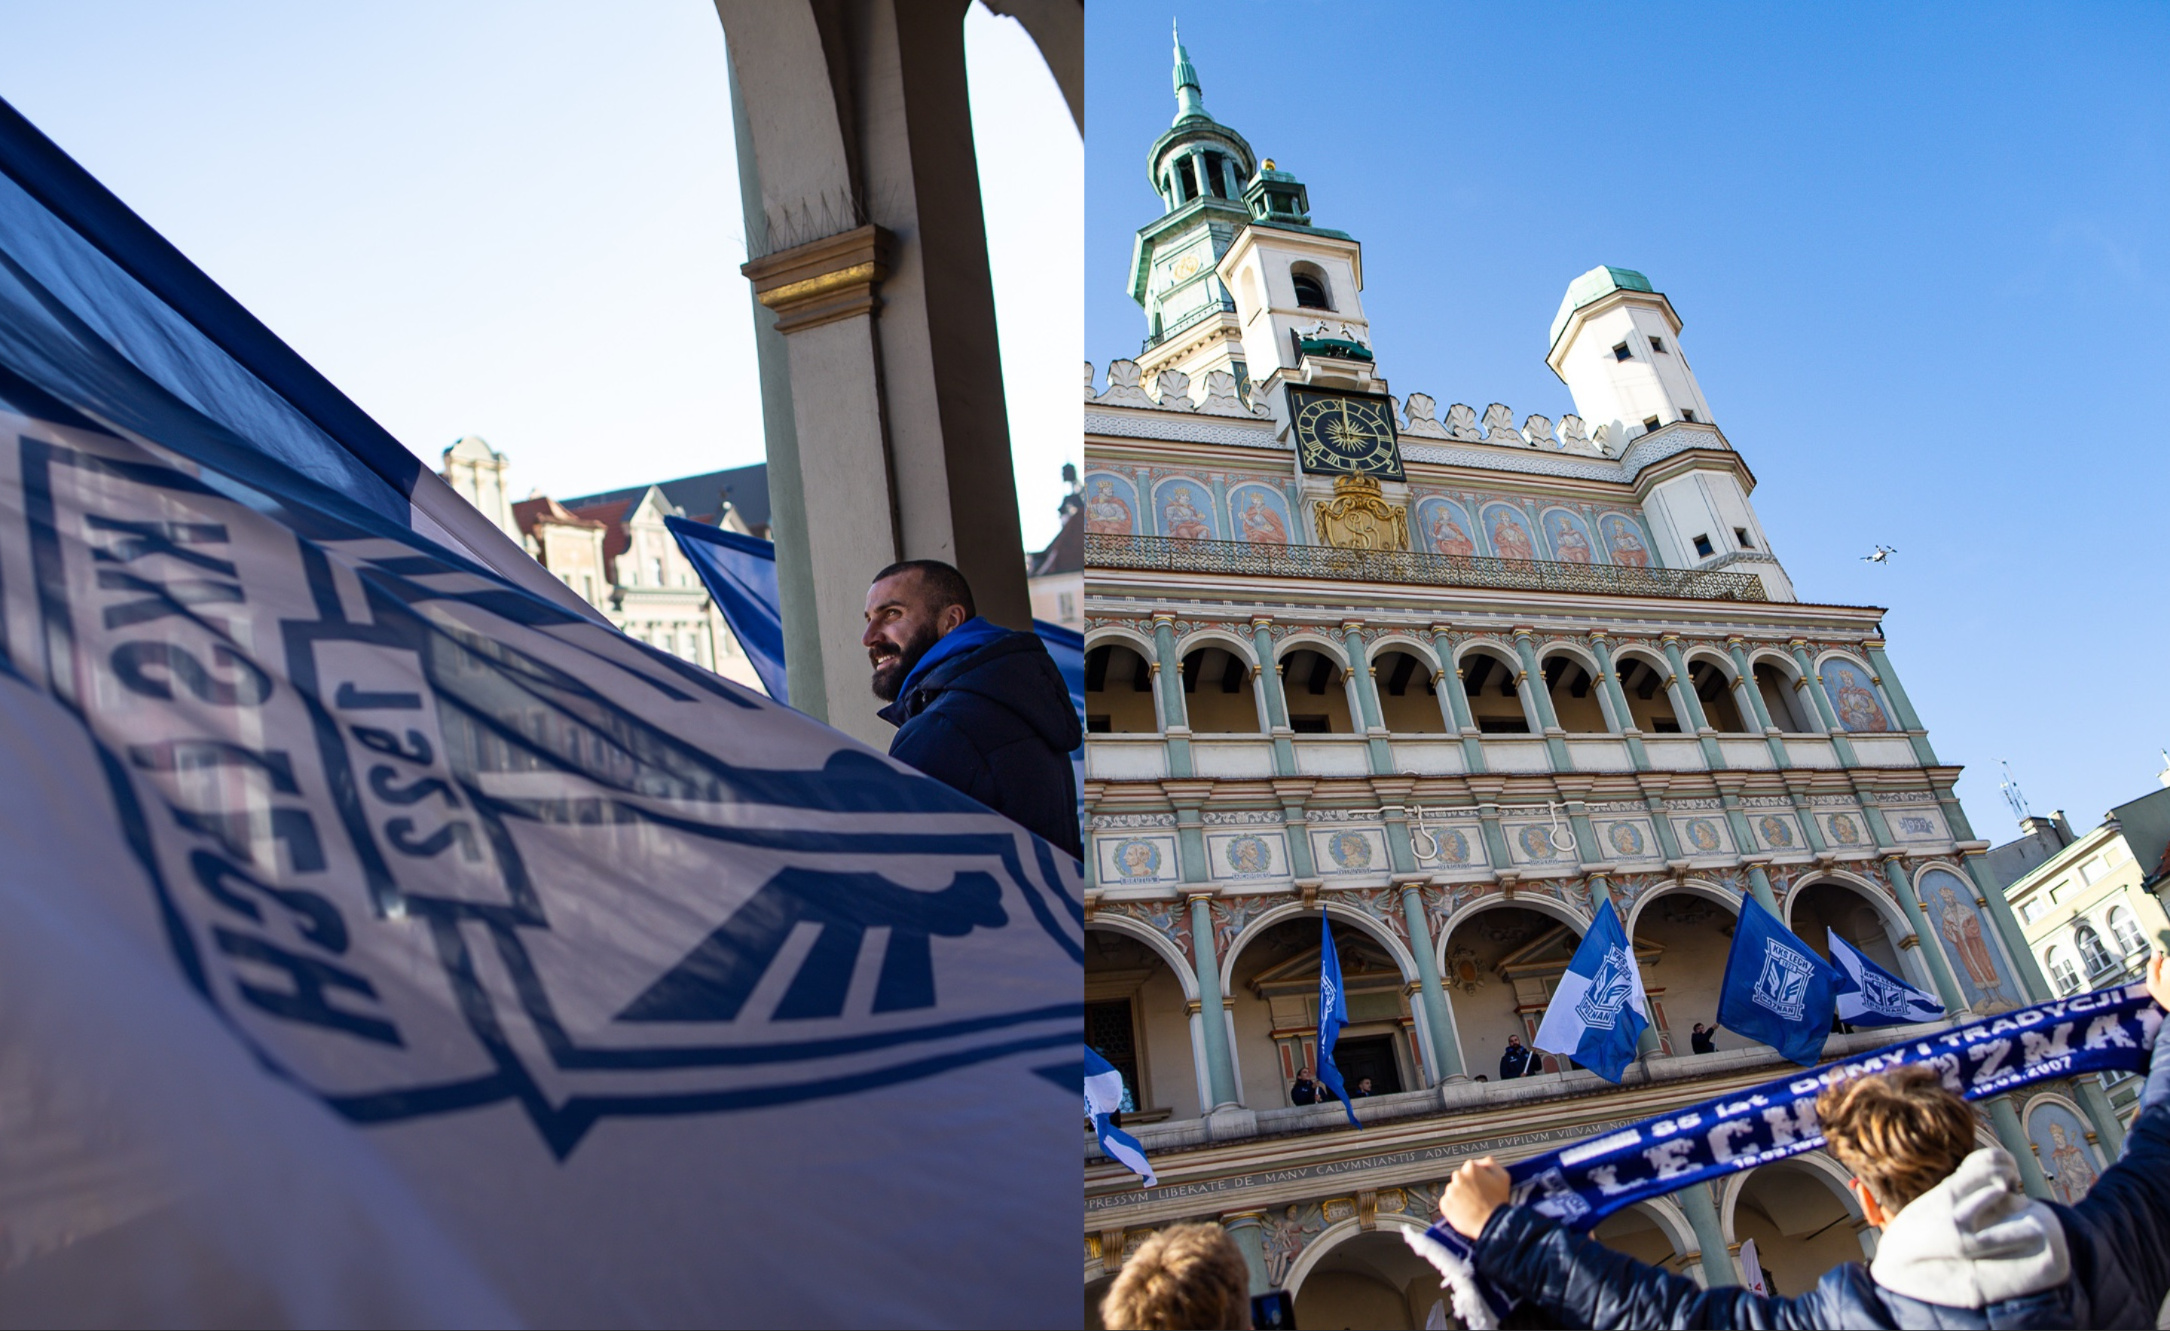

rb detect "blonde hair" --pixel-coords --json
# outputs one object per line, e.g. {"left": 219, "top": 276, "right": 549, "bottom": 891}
{"left": 1815, "top": 1065, "right": 1980, "bottom": 1212}
{"left": 1100, "top": 1223, "right": 1253, "bottom": 1330}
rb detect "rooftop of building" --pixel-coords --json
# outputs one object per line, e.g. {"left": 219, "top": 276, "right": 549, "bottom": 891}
{"left": 564, "top": 462, "right": 771, "bottom": 536}
{"left": 1548, "top": 264, "right": 1660, "bottom": 350}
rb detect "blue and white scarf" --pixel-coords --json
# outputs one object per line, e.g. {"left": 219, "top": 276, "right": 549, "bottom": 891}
{"left": 1416, "top": 983, "right": 2161, "bottom": 1322}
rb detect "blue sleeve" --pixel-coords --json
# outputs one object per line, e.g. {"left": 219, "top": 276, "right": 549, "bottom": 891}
{"left": 1471, "top": 1206, "right": 1836, "bottom": 1330}
{"left": 2064, "top": 1015, "right": 2170, "bottom": 1318}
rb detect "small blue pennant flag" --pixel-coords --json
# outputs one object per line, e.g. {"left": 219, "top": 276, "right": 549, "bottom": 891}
{"left": 665, "top": 517, "right": 789, "bottom": 704}
{"left": 1084, "top": 1047, "right": 1155, "bottom": 1187}
{"left": 1532, "top": 897, "right": 1649, "bottom": 1082}
{"left": 1828, "top": 929, "right": 1945, "bottom": 1027}
{"left": 1718, "top": 892, "right": 1840, "bottom": 1066}
{"left": 1315, "top": 914, "right": 1361, "bottom": 1127}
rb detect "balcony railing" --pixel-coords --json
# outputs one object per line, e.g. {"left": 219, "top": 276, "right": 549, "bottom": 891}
{"left": 1087, "top": 533, "right": 1769, "bottom": 601}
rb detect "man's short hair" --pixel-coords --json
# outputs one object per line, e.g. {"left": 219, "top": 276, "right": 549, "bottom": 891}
{"left": 1100, "top": 1223, "right": 1251, "bottom": 1331}
{"left": 1816, "top": 1065, "right": 1979, "bottom": 1212}
{"left": 871, "top": 558, "right": 975, "bottom": 619}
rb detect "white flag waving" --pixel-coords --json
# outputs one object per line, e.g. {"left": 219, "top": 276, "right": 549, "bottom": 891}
{"left": 0, "top": 97, "right": 1079, "bottom": 1326}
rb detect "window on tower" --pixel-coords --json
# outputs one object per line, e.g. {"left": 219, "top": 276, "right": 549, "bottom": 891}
{"left": 1290, "top": 264, "right": 1332, "bottom": 310}
{"left": 1203, "top": 152, "right": 1227, "bottom": 198}
{"left": 1692, "top": 534, "right": 1715, "bottom": 559}
{"left": 1612, "top": 342, "right": 1632, "bottom": 361}
{"left": 1681, "top": 409, "right": 1698, "bottom": 423}
{"left": 1650, "top": 336, "right": 1667, "bottom": 353}
{"left": 1175, "top": 156, "right": 1198, "bottom": 202}
{"left": 1734, "top": 527, "right": 1753, "bottom": 550}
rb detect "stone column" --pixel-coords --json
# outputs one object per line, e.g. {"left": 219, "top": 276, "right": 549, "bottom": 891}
{"left": 1431, "top": 627, "right": 1486, "bottom": 774}
{"left": 1252, "top": 618, "right": 1295, "bottom": 777}
{"left": 1343, "top": 623, "right": 1393, "bottom": 774}
{"left": 1514, "top": 627, "right": 1571, "bottom": 772}
{"left": 1727, "top": 636, "right": 1789, "bottom": 769}
{"left": 1986, "top": 1093, "right": 2054, "bottom": 1201}
{"left": 1791, "top": 640, "right": 1859, "bottom": 767}
{"left": 1221, "top": 1211, "right": 1271, "bottom": 1295}
{"left": 1398, "top": 877, "right": 1465, "bottom": 1083}
{"left": 1660, "top": 635, "right": 1724, "bottom": 769}
{"left": 1743, "top": 859, "right": 1783, "bottom": 917}
{"left": 1677, "top": 1182, "right": 1737, "bottom": 1287}
{"left": 1153, "top": 613, "right": 1194, "bottom": 779}
{"left": 1863, "top": 637, "right": 1938, "bottom": 766}
{"left": 1881, "top": 854, "right": 1969, "bottom": 1016}
{"left": 1590, "top": 632, "right": 1651, "bottom": 771}
{"left": 1186, "top": 890, "right": 1240, "bottom": 1111}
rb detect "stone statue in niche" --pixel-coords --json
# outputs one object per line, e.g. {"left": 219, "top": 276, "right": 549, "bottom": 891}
{"left": 1196, "top": 370, "right": 1254, "bottom": 417}
{"left": 1401, "top": 393, "right": 1450, "bottom": 438}
{"left": 1524, "top": 414, "right": 1560, "bottom": 449}
{"left": 1481, "top": 403, "right": 1523, "bottom": 445}
{"left": 1444, "top": 403, "right": 1484, "bottom": 442}
{"left": 1097, "top": 358, "right": 1156, "bottom": 408}
{"left": 1152, "top": 369, "right": 1196, "bottom": 412}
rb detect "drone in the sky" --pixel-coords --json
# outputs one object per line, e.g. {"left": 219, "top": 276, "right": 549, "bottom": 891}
{"left": 1861, "top": 545, "right": 1898, "bottom": 564}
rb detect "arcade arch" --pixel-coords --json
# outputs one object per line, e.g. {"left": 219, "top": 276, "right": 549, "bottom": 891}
{"left": 1436, "top": 899, "right": 1594, "bottom": 1079}
{"left": 1752, "top": 657, "right": 1814, "bottom": 732}
{"left": 1085, "top": 639, "right": 1156, "bottom": 734}
{"left": 1285, "top": 1217, "right": 1438, "bottom": 1329}
{"left": 1279, "top": 642, "right": 1357, "bottom": 734}
{"left": 1180, "top": 639, "right": 1263, "bottom": 734}
{"left": 1686, "top": 655, "right": 1750, "bottom": 733}
{"left": 1086, "top": 923, "right": 1203, "bottom": 1122}
{"left": 1626, "top": 882, "right": 1742, "bottom": 1055}
{"left": 1372, "top": 644, "right": 1448, "bottom": 734}
{"left": 1591, "top": 1199, "right": 1698, "bottom": 1276}
{"left": 1787, "top": 875, "right": 1935, "bottom": 997}
{"left": 1720, "top": 1155, "right": 1871, "bottom": 1295}
{"left": 1539, "top": 645, "right": 1610, "bottom": 733}
{"left": 1613, "top": 649, "right": 1684, "bottom": 734}
{"left": 1457, "top": 642, "right": 1535, "bottom": 735}
{"left": 1083, "top": 1274, "right": 1113, "bottom": 1331}
{"left": 1224, "top": 909, "right": 1419, "bottom": 1106}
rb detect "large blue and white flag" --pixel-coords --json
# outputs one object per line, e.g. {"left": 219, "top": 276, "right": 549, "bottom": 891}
{"left": 1316, "top": 915, "right": 1361, "bottom": 1127}
{"left": 1829, "top": 929, "right": 1945, "bottom": 1027}
{"left": 1718, "top": 892, "right": 1839, "bottom": 1067}
{"left": 1532, "top": 898, "right": 1649, "bottom": 1083}
{"left": 1084, "top": 1047, "right": 1155, "bottom": 1187}
{"left": 0, "top": 94, "right": 1080, "bottom": 1326}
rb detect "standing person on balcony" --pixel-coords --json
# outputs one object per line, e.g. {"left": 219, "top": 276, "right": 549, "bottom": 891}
{"left": 1691, "top": 1022, "right": 1717, "bottom": 1054}
{"left": 1290, "top": 1067, "right": 1319, "bottom": 1105}
{"left": 863, "top": 560, "right": 1081, "bottom": 858}
{"left": 1499, "top": 1034, "right": 1533, "bottom": 1080}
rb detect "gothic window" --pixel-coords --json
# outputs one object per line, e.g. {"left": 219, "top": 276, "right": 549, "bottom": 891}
{"left": 2109, "top": 906, "right": 2145, "bottom": 956}
{"left": 2047, "top": 947, "right": 2080, "bottom": 995}
{"left": 2075, "top": 924, "right": 2114, "bottom": 975}
{"left": 1290, "top": 263, "right": 1332, "bottom": 310}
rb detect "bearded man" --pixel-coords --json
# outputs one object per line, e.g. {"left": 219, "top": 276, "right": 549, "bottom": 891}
{"left": 862, "top": 560, "right": 1081, "bottom": 857}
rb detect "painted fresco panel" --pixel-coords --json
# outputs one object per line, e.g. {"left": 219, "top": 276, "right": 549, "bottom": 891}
{"left": 1820, "top": 809, "right": 1870, "bottom": 849}
{"left": 1099, "top": 834, "right": 1179, "bottom": 885}
{"left": 1153, "top": 477, "right": 1218, "bottom": 541}
{"left": 1207, "top": 830, "right": 1288, "bottom": 881}
{"left": 1415, "top": 821, "right": 1485, "bottom": 869}
{"left": 1600, "top": 819, "right": 1662, "bottom": 862}
{"left": 1479, "top": 502, "right": 1538, "bottom": 561}
{"left": 1414, "top": 496, "right": 1478, "bottom": 557}
{"left": 2025, "top": 1101, "right": 2103, "bottom": 1204}
{"left": 1672, "top": 816, "right": 1732, "bottom": 856}
{"left": 1227, "top": 483, "right": 1293, "bottom": 546}
{"left": 1889, "top": 809, "right": 1948, "bottom": 841}
{"left": 1540, "top": 508, "right": 1598, "bottom": 565}
{"left": 1599, "top": 513, "right": 1652, "bottom": 567}
{"left": 1506, "top": 820, "right": 1576, "bottom": 865}
{"left": 1082, "top": 472, "right": 1138, "bottom": 536}
{"left": 1753, "top": 812, "right": 1802, "bottom": 851}
{"left": 1919, "top": 867, "right": 2019, "bottom": 1013}
{"left": 1819, "top": 657, "right": 1893, "bottom": 733}
{"left": 1311, "top": 827, "right": 1388, "bottom": 876}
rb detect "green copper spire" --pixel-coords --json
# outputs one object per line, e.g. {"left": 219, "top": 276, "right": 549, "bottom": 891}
{"left": 1172, "top": 22, "right": 1207, "bottom": 123}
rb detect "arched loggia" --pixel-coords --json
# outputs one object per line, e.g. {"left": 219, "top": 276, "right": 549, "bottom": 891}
{"left": 1626, "top": 881, "right": 1742, "bottom": 1055}
{"left": 1086, "top": 920, "right": 1203, "bottom": 1122}
{"left": 1434, "top": 896, "right": 1612, "bottom": 1079}
{"left": 1284, "top": 1215, "right": 1439, "bottom": 1328}
{"left": 1786, "top": 873, "right": 1940, "bottom": 1002}
{"left": 1222, "top": 904, "right": 1424, "bottom": 1103}
{"left": 1719, "top": 1154, "right": 1874, "bottom": 1293}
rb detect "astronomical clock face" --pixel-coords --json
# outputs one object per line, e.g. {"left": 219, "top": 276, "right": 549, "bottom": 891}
{"left": 1289, "top": 388, "right": 1404, "bottom": 479}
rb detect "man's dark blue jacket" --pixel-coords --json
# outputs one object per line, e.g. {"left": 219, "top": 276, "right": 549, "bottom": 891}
{"left": 878, "top": 620, "right": 1082, "bottom": 859}
{"left": 1466, "top": 1012, "right": 2170, "bottom": 1328}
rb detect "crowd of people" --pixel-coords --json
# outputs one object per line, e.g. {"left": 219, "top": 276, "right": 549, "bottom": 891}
{"left": 1112, "top": 955, "right": 2170, "bottom": 1329}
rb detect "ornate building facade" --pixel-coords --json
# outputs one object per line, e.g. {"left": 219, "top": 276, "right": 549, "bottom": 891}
{"left": 1081, "top": 37, "right": 2127, "bottom": 1329}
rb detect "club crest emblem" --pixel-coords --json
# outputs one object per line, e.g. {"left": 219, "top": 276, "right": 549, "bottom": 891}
{"left": 1752, "top": 939, "right": 1815, "bottom": 1021}
{"left": 1573, "top": 945, "right": 1635, "bottom": 1030}
{"left": 1857, "top": 964, "right": 1909, "bottom": 1018}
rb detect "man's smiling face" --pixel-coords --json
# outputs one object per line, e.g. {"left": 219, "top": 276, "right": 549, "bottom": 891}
{"left": 862, "top": 569, "right": 965, "bottom": 701}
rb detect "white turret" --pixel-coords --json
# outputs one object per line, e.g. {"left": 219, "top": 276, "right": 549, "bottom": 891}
{"left": 1546, "top": 266, "right": 1713, "bottom": 447}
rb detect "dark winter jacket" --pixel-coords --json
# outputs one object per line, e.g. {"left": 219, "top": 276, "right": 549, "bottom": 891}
{"left": 1468, "top": 1016, "right": 2170, "bottom": 1329}
{"left": 877, "top": 622, "right": 1082, "bottom": 858}
{"left": 1499, "top": 1043, "right": 1533, "bottom": 1080}
{"left": 1290, "top": 1077, "right": 1318, "bottom": 1106}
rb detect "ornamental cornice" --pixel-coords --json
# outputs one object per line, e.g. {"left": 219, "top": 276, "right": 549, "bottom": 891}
{"left": 1085, "top": 408, "right": 1285, "bottom": 450}
{"left": 1202, "top": 809, "right": 1285, "bottom": 826}
{"left": 1091, "top": 812, "right": 1178, "bottom": 829}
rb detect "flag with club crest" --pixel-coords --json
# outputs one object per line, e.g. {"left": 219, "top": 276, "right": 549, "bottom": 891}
{"left": 1084, "top": 1047, "right": 1155, "bottom": 1187}
{"left": 1718, "top": 891, "right": 1839, "bottom": 1066}
{"left": 1532, "top": 897, "right": 1649, "bottom": 1083}
{"left": 1829, "top": 928, "right": 1945, "bottom": 1027}
{"left": 0, "top": 93, "right": 1079, "bottom": 1327}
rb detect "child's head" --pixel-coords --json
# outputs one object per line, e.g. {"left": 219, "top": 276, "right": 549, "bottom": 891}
{"left": 1101, "top": 1223, "right": 1252, "bottom": 1330}
{"left": 1815, "top": 1066, "right": 1979, "bottom": 1213}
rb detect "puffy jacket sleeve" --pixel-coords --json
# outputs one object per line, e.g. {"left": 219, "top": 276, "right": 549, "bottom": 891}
{"left": 2063, "top": 1013, "right": 2170, "bottom": 1322}
{"left": 1470, "top": 1206, "right": 1836, "bottom": 1330}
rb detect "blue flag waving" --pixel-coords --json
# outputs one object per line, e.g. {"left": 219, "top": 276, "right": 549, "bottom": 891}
{"left": 664, "top": 517, "right": 789, "bottom": 704}
{"left": 1829, "top": 929, "right": 1946, "bottom": 1027}
{"left": 1719, "top": 892, "right": 1840, "bottom": 1066}
{"left": 0, "top": 93, "right": 1081, "bottom": 1326}
{"left": 1532, "top": 898, "right": 1649, "bottom": 1082}
{"left": 1316, "top": 914, "right": 1361, "bottom": 1126}
{"left": 1084, "top": 1047, "right": 1156, "bottom": 1187}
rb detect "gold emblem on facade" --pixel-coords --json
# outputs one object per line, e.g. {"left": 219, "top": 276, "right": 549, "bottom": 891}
{"left": 1312, "top": 474, "right": 1408, "bottom": 551}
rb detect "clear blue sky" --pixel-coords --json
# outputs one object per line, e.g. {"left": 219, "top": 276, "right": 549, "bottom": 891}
{"left": 0, "top": 1, "right": 1080, "bottom": 548}
{"left": 1088, "top": 2, "right": 2170, "bottom": 846}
